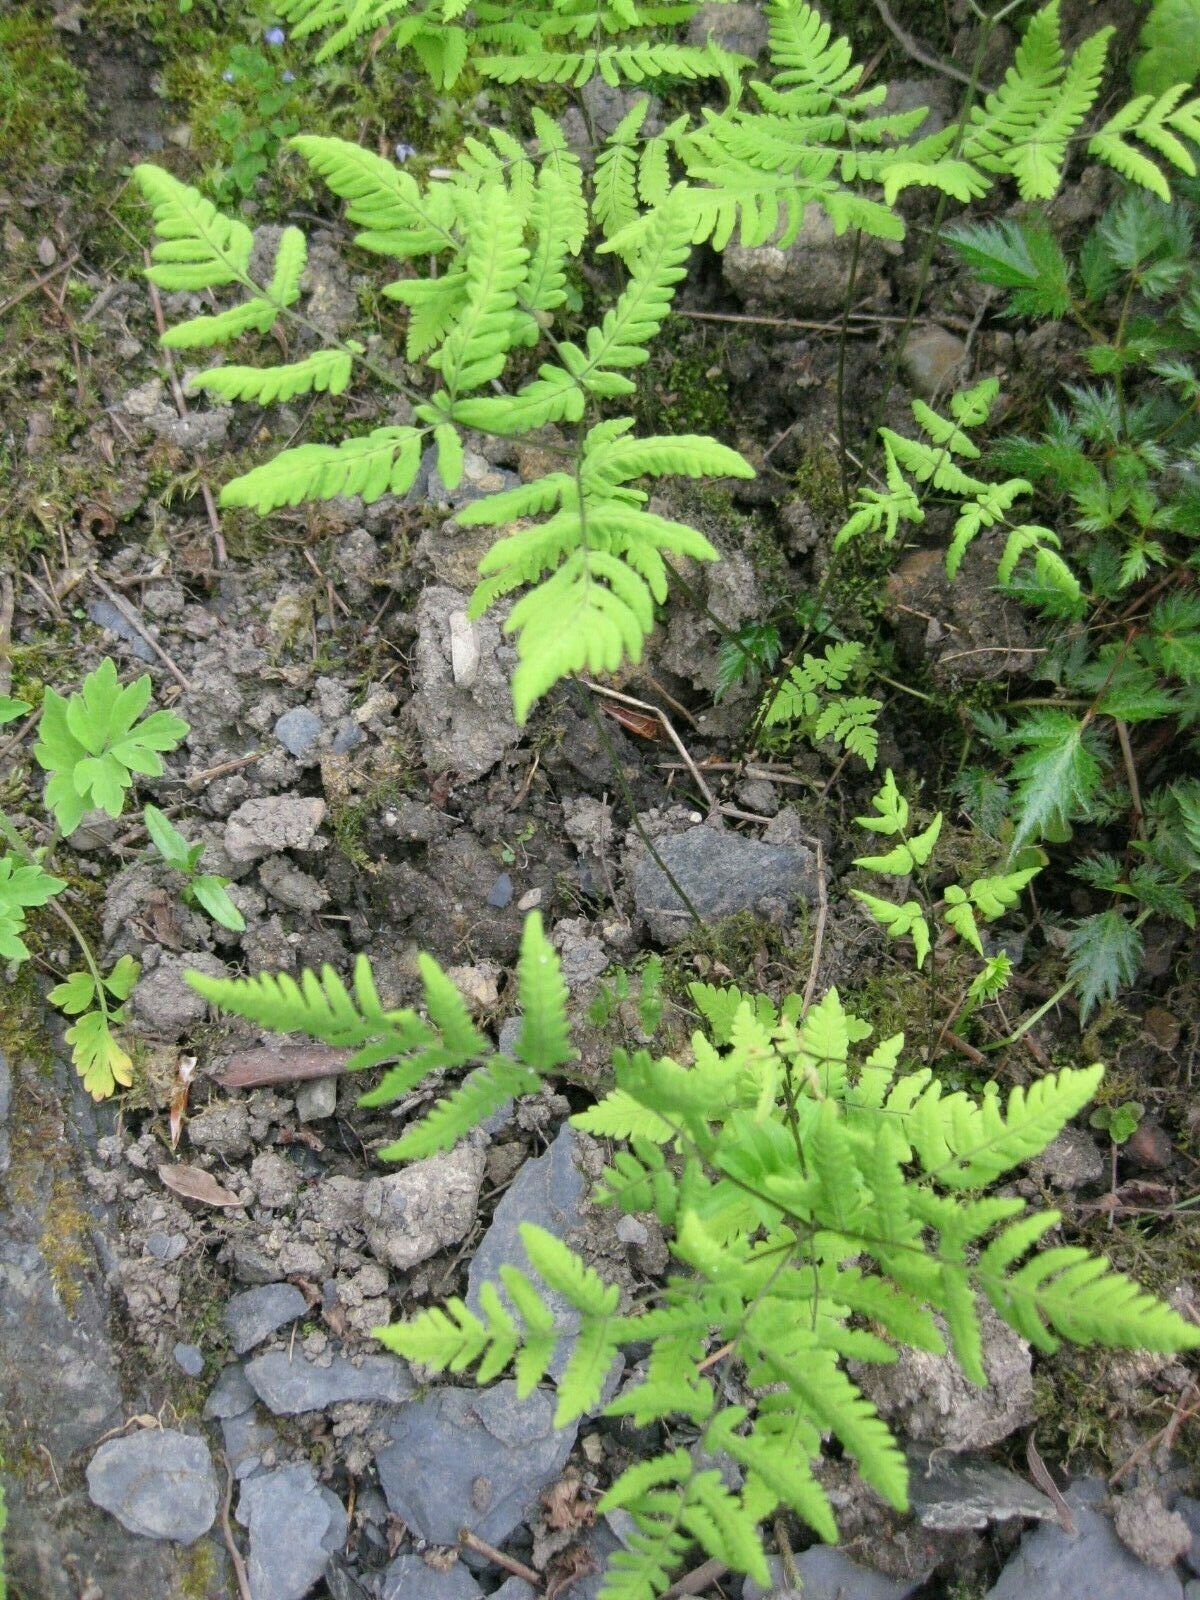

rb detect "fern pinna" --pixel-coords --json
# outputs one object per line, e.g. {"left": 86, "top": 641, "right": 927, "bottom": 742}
{"left": 274, "top": 0, "right": 750, "bottom": 89}
{"left": 134, "top": 132, "right": 752, "bottom": 723}
{"left": 191, "top": 913, "right": 1200, "bottom": 1600}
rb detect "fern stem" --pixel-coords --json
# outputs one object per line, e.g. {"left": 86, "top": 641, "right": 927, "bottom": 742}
{"left": 836, "top": 229, "right": 863, "bottom": 516}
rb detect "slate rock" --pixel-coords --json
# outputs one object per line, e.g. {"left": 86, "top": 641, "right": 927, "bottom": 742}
{"left": 906, "top": 1448, "right": 1056, "bottom": 1531}
{"left": 1177, "top": 1495, "right": 1200, "bottom": 1576}
{"left": 226, "top": 1283, "right": 308, "bottom": 1355}
{"left": 296, "top": 1077, "right": 338, "bottom": 1122}
{"left": 273, "top": 707, "right": 323, "bottom": 758}
{"left": 205, "top": 1362, "right": 257, "bottom": 1420}
{"left": 743, "top": 1546, "right": 919, "bottom": 1600}
{"left": 238, "top": 1463, "right": 347, "bottom": 1600}
{"left": 987, "top": 1480, "right": 1185, "bottom": 1600}
{"left": 245, "top": 1350, "right": 413, "bottom": 1414}
{"left": 466, "top": 1124, "right": 595, "bottom": 1382}
{"left": 363, "top": 1142, "right": 486, "bottom": 1271}
{"left": 331, "top": 718, "right": 364, "bottom": 754}
{"left": 487, "top": 872, "right": 514, "bottom": 909}
{"left": 632, "top": 824, "right": 817, "bottom": 944}
{"left": 375, "top": 1381, "right": 578, "bottom": 1548}
{"left": 87, "top": 1429, "right": 218, "bottom": 1544}
{"left": 146, "top": 1228, "right": 188, "bottom": 1261}
{"left": 222, "top": 1407, "right": 279, "bottom": 1480}
{"left": 87, "top": 597, "right": 155, "bottom": 661}
{"left": 381, "top": 1554, "right": 485, "bottom": 1599}
{"left": 172, "top": 1341, "right": 205, "bottom": 1377}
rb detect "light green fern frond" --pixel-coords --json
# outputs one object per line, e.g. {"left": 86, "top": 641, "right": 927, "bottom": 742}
{"left": 133, "top": 164, "right": 253, "bottom": 290}
{"left": 220, "top": 426, "right": 425, "bottom": 511}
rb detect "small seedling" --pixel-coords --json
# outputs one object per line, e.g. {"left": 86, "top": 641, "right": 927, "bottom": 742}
{"left": 0, "top": 658, "right": 189, "bottom": 1097}
{"left": 144, "top": 804, "right": 246, "bottom": 932}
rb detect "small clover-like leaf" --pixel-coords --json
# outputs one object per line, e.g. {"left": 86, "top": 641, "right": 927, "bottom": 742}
{"left": 34, "top": 660, "right": 189, "bottom": 833}
{"left": 49, "top": 970, "right": 100, "bottom": 1015}
{"left": 0, "top": 854, "right": 67, "bottom": 962}
{"left": 64, "top": 1010, "right": 135, "bottom": 1100}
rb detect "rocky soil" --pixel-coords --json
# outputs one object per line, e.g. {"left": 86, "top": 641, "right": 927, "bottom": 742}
{"left": 2, "top": 4, "right": 1199, "bottom": 1599}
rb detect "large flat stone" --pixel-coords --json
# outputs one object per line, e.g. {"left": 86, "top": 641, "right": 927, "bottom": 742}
{"left": 632, "top": 824, "right": 816, "bottom": 944}
{"left": 245, "top": 1350, "right": 413, "bottom": 1414}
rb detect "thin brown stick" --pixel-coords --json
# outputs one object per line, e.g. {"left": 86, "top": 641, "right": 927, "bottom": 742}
{"left": 89, "top": 572, "right": 192, "bottom": 690}
{"left": 1025, "top": 1432, "right": 1075, "bottom": 1534}
{"left": 583, "top": 680, "right": 718, "bottom": 812}
{"left": 872, "top": 0, "right": 981, "bottom": 86}
{"left": 1115, "top": 718, "right": 1145, "bottom": 838}
{"left": 0, "top": 574, "right": 14, "bottom": 698}
{"left": 662, "top": 1558, "right": 728, "bottom": 1597}
{"left": 185, "top": 751, "right": 262, "bottom": 791}
{"left": 460, "top": 1529, "right": 542, "bottom": 1588}
{"left": 800, "top": 839, "right": 828, "bottom": 1017}
{"left": 220, "top": 1453, "right": 254, "bottom": 1600}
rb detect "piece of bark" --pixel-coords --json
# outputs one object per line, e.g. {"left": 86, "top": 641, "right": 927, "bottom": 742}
{"left": 217, "top": 1044, "right": 348, "bottom": 1089}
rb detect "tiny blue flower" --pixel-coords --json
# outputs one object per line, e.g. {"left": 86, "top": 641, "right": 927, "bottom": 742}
{"left": 264, "top": 24, "right": 286, "bottom": 45}
{"left": 281, "top": 69, "right": 295, "bottom": 82}
{"left": 222, "top": 68, "right": 235, "bottom": 82}
{"left": 394, "top": 140, "right": 416, "bottom": 163}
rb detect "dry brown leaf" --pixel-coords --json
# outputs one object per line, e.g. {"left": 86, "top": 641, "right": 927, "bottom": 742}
{"left": 158, "top": 1162, "right": 244, "bottom": 1208}
{"left": 169, "top": 1055, "right": 197, "bottom": 1151}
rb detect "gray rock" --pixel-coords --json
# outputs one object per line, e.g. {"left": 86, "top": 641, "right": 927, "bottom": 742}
{"left": 722, "top": 209, "right": 890, "bottom": 316}
{"left": 1114, "top": 1484, "right": 1192, "bottom": 1569}
{"left": 381, "top": 1554, "right": 485, "bottom": 1599}
{"left": 87, "top": 1429, "right": 218, "bottom": 1544}
{"left": 245, "top": 1350, "right": 413, "bottom": 1414}
{"left": 187, "top": 1100, "right": 252, "bottom": 1159}
{"left": 685, "top": 0, "right": 767, "bottom": 56}
{"left": 222, "top": 1407, "right": 279, "bottom": 1480}
{"left": 407, "top": 584, "right": 520, "bottom": 778}
{"left": 987, "top": 1480, "right": 1185, "bottom": 1600}
{"left": 296, "top": 1077, "right": 338, "bottom": 1122}
{"left": 145, "top": 1228, "right": 188, "bottom": 1261}
{"left": 902, "top": 324, "right": 968, "bottom": 398}
{"left": 87, "top": 597, "right": 155, "bottom": 661}
{"left": 743, "top": 1548, "right": 918, "bottom": 1600}
{"left": 130, "top": 951, "right": 227, "bottom": 1040}
{"left": 225, "top": 1283, "right": 309, "bottom": 1354}
{"left": 375, "top": 1381, "right": 579, "bottom": 1548}
{"left": 331, "top": 718, "right": 364, "bottom": 754}
{"left": 172, "top": 1342, "right": 205, "bottom": 1377}
{"left": 632, "top": 824, "right": 817, "bottom": 944}
{"left": 855, "top": 1301, "right": 1033, "bottom": 1451}
{"left": 363, "top": 1142, "right": 486, "bottom": 1271}
{"left": 224, "top": 796, "right": 327, "bottom": 864}
{"left": 1185, "top": 1583, "right": 1200, "bottom": 1600}
{"left": 258, "top": 854, "right": 329, "bottom": 912}
{"left": 906, "top": 1449, "right": 1056, "bottom": 1531}
{"left": 466, "top": 1124, "right": 588, "bottom": 1381}
{"left": 488, "top": 872, "right": 514, "bottom": 908}
{"left": 1025, "top": 1126, "right": 1106, "bottom": 1190}
{"left": 204, "top": 1362, "right": 257, "bottom": 1419}
{"left": 490, "top": 1581, "right": 538, "bottom": 1600}
{"left": 1176, "top": 1495, "right": 1200, "bottom": 1576}
{"left": 239, "top": 1463, "right": 347, "bottom": 1600}
{"left": 273, "top": 707, "right": 323, "bottom": 758}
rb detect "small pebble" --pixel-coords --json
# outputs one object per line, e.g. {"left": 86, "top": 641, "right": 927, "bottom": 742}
{"left": 487, "top": 873, "right": 513, "bottom": 909}
{"left": 296, "top": 1077, "right": 338, "bottom": 1123}
{"left": 146, "top": 1229, "right": 188, "bottom": 1262}
{"left": 516, "top": 888, "right": 542, "bottom": 911}
{"left": 173, "top": 1342, "right": 205, "bottom": 1378}
{"left": 273, "top": 707, "right": 323, "bottom": 758}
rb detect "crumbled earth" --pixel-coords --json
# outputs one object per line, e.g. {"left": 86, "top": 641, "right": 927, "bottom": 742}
{"left": 2, "top": 6, "right": 1199, "bottom": 1600}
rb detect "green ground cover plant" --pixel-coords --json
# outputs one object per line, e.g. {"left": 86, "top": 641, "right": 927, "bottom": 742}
{"left": 0, "top": 660, "right": 188, "bottom": 1097}
{"left": 190, "top": 912, "right": 1200, "bottom": 1600}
